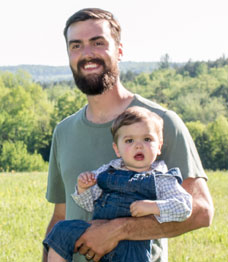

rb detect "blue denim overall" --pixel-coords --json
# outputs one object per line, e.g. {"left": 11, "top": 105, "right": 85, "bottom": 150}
{"left": 43, "top": 167, "right": 181, "bottom": 262}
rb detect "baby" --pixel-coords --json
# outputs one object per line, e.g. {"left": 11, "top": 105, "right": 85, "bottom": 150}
{"left": 43, "top": 106, "right": 192, "bottom": 262}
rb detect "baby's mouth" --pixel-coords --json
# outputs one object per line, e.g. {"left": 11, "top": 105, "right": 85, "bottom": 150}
{"left": 134, "top": 153, "right": 144, "bottom": 161}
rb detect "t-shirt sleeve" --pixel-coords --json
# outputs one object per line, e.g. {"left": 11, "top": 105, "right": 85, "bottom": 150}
{"left": 160, "top": 110, "right": 207, "bottom": 180}
{"left": 46, "top": 127, "right": 66, "bottom": 203}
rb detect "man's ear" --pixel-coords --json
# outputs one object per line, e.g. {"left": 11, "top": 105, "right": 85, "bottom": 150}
{"left": 112, "top": 142, "right": 121, "bottom": 157}
{"left": 117, "top": 43, "right": 123, "bottom": 61}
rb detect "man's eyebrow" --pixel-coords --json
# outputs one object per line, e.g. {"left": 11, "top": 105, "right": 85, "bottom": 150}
{"left": 90, "top": 36, "right": 105, "bottom": 41}
{"left": 68, "top": 36, "right": 105, "bottom": 45}
{"left": 68, "top": 39, "right": 81, "bottom": 46}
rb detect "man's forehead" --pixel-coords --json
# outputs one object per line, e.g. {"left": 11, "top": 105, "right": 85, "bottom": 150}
{"left": 67, "top": 19, "right": 112, "bottom": 40}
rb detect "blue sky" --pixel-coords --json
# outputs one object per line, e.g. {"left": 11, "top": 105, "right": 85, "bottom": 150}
{"left": 1, "top": 0, "right": 228, "bottom": 66}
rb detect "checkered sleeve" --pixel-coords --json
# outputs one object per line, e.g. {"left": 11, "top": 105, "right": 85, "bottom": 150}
{"left": 71, "top": 163, "right": 109, "bottom": 212}
{"left": 71, "top": 184, "right": 102, "bottom": 212}
{"left": 154, "top": 174, "right": 192, "bottom": 223}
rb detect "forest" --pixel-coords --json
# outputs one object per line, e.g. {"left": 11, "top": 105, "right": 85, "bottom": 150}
{"left": 0, "top": 56, "right": 228, "bottom": 171}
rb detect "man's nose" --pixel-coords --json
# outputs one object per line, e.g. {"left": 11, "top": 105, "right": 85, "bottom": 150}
{"left": 82, "top": 45, "right": 94, "bottom": 58}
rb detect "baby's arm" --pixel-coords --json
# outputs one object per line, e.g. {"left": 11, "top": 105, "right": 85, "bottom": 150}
{"left": 130, "top": 170, "right": 192, "bottom": 222}
{"left": 72, "top": 163, "right": 109, "bottom": 212}
{"left": 77, "top": 171, "right": 97, "bottom": 194}
{"left": 153, "top": 172, "right": 192, "bottom": 223}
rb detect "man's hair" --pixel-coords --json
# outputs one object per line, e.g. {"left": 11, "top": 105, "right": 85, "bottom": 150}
{"left": 111, "top": 106, "right": 164, "bottom": 144}
{"left": 63, "top": 8, "right": 121, "bottom": 45}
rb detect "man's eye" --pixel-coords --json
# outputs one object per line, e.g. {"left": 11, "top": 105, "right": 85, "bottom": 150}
{"left": 72, "top": 44, "right": 80, "bottom": 49}
{"left": 95, "top": 41, "right": 104, "bottom": 46}
{"left": 144, "top": 137, "right": 152, "bottom": 142}
{"left": 125, "top": 139, "right": 133, "bottom": 144}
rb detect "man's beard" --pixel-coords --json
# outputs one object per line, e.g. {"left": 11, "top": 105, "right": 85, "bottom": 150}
{"left": 71, "top": 58, "right": 119, "bottom": 96}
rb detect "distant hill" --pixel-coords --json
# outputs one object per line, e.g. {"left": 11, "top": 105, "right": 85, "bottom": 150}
{"left": 0, "top": 65, "right": 72, "bottom": 82}
{"left": 0, "top": 61, "right": 182, "bottom": 82}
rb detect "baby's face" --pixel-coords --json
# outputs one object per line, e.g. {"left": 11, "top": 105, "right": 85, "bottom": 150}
{"left": 112, "top": 121, "right": 162, "bottom": 172}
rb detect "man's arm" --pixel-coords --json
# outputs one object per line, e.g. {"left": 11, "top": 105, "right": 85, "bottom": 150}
{"left": 42, "top": 203, "right": 66, "bottom": 262}
{"left": 122, "top": 177, "right": 214, "bottom": 239}
{"left": 75, "top": 177, "right": 214, "bottom": 262}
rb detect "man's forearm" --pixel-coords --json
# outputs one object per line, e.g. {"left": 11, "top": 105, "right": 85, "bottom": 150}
{"left": 116, "top": 213, "right": 200, "bottom": 242}
{"left": 117, "top": 177, "right": 214, "bottom": 241}
{"left": 74, "top": 177, "right": 214, "bottom": 262}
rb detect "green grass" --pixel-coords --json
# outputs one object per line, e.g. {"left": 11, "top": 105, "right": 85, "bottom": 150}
{"left": 0, "top": 171, "right": 227, "bottom": 262}
{"left": 169, "top": 171, "right": 228, "bottom": 261}
{"left": 0, "top": 172, "right": 52, "bottom": 262}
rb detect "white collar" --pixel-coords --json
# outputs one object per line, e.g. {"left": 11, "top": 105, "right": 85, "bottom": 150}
{"left": 108, "top": 158, "right": 168, "bottom": 173}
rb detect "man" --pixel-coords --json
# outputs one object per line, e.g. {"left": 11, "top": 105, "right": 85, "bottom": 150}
{"left": 43, "top": 8, "right": 214, "bottom": 262}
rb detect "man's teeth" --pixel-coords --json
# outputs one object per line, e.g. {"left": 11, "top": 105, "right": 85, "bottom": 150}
{"left": 84, "top": 63, "right": 98, "bottom": 69}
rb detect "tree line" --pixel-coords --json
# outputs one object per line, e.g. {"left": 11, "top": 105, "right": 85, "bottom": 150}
{"left": 0, "top": 57, "right": 228, "bottom": 171}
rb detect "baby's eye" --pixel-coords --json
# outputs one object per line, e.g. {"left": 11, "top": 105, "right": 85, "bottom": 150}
{"left": 125, "top": 139, "right": 133, "bottom": 144}
{"left": 144, "top": 137, "right": 152, "bottom": 142}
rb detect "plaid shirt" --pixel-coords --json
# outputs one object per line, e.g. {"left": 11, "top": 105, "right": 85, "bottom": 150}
{"left": 72, "top": 159, "right": 192, "bottom": 223}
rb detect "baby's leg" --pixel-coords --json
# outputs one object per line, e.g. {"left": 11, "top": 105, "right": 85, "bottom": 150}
{"left": 43, "top": 220, "right": 91, "bottom": 262}
{"left": 48, "top": 247, "right": 66, "bottom": 262}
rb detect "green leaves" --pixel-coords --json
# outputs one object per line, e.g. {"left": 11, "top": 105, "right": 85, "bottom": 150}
{"left": 186, "top": 117, "right": 228, "bottom": 170}
{"left": 125, "top": 62, "right": 228, "bottom": 170}
{"left": 50, "top": 88, "right": 87, "bottom": 129}
{"left": 1, "top": 141, "right": 47, "bottom": 172}
{"left": 1, "top": 60, "right": 228, "bottom": 171}
{"left": 0, "top": 71, "right": 51, "bottom": 171}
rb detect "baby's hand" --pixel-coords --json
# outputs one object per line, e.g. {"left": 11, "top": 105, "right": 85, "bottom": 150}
{"left": 130, "top": 200, "right": 160, "bottom": 217}
{"left": 77, "top": 171, "right": 97, "bottom": 194}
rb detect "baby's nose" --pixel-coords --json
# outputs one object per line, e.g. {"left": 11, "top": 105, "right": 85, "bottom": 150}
{"left": 135, "top": 142, "right": 143, "bottom": 149}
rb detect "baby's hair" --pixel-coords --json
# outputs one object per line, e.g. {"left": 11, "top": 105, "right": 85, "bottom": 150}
{"left": 111, "top": 106, "right": 163, "bottom": 144}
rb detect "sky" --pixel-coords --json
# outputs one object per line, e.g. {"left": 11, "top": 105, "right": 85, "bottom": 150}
{"left": 1, "top": 0, "right": 228, "bottom": 66}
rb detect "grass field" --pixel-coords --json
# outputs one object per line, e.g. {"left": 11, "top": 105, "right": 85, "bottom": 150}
{"left": 0, "top": 171, "right": 228, "bottom": 262}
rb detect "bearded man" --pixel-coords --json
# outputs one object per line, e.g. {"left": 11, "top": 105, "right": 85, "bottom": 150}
{"left": 43, "top": 8, "right": 214, "bottom": 262}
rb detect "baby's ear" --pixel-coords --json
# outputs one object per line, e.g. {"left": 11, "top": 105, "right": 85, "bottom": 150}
{"left": 157, "top": 141, "right": 163, "bottom": 155}
{"left": 112, "top": 142, "right": 121, "bottom": 157}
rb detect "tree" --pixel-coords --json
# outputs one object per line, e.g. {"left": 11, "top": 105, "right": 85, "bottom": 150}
{"left": 186, "top": 121, "right": 211, "bottom": 169}
{"left": 120, "top": 70, "right": 137, "bottom": 83}
{"left": 0, "top": 71, "right": 53, "bottom": 165}
{"left": 207, "top": 116, "right": 228, "bottom": 170}
{"left": 0, "top": 141, "right": 47, "bottom": 172}
{"left": 172, "top": 91, "right": 227, "bottom": 123}
{"left": 159, "top": 54, "right": 170, "bottom": 69}
{"left": 50, "top": 88, "right": 87, "bottom": 129}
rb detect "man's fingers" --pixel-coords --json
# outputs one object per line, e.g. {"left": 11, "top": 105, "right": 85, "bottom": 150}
{"left": 85, "top": 250, "right": 95, "bottom": 261}
{"left": 93, "top": 253, "right": 102, "bottom": 262}
{"left": 77, "top": 244, "right": 89, "bottom": 255}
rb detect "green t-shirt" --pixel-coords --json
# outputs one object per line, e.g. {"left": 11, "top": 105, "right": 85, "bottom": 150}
{"left": 46, "top": 94, "right": 207, "bottom": 262}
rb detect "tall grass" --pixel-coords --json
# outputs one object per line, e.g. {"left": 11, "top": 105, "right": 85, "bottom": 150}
{"left": 0, "top": 171, "right": 227, "bottom": 262}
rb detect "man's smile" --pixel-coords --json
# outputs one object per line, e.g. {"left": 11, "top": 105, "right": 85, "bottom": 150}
{"left": 83, "top": 62, "right": 100, "bottom": 70}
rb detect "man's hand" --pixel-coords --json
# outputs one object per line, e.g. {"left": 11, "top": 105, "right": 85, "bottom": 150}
{"left": 75, "top": 219, "right": 125, "bottom": 262}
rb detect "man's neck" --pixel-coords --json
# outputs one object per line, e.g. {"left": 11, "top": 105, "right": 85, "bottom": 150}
{"left": 86, "top": 81, "right": 134, "bottom": 123}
